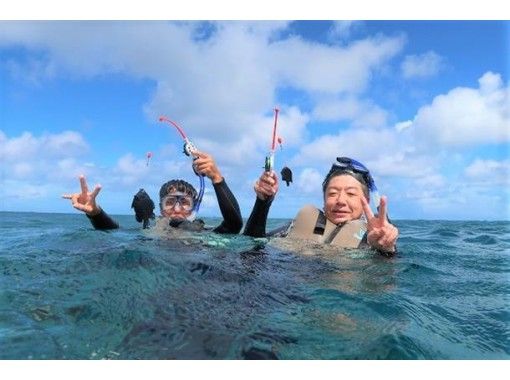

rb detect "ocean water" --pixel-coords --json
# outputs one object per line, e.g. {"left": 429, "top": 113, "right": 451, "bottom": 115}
{"left": 0, "top": 211, "right": 508, "bottom": 360}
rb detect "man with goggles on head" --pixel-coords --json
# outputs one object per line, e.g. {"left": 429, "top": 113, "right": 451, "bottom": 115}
{"left": 243, "top": 157, "right": 398, "bottom": 255}
{"left": 63, "top": 151, "right": 243, "bottom": 235}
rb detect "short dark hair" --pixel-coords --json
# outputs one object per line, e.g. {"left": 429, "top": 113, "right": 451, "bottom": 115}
{"left": 159, "top": 179, "right": 197, "bottom": 201}
{"left": 322, "top": 170, "right": 370, "bottom": 200}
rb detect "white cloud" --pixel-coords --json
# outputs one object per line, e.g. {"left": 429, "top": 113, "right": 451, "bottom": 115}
{"left": 297, "top": 168, "right": 323, "bottom": 194}
{"left": 414, "top": 173, "right": 447, "bottom": 188}
{"left": 4, "top": 57, "right": 56, "bottom": 86}
{"left": 12, "top": 162, "right": 34, "bottom": 177}
{"left": 1, "top": 21, "right": 507, "bottom": 220}
{"left": 0, "top": 130, "right": 88, "bottom": 161}
{"left": 407, "top": 72, "right": 510, "bottom": 147}
{"left": 272, "top": 34, "right": 404, "bottom": 94}
{"left": 464, "top": 158, "right": 510, "bottom": 185}
{"left": 312, "top": 96, "right": 389, "bottom": 128}
{"left": 0, "top": 21, "right": 404, "bottom": 172}
{"left": 0, "top": 130, "right": 92, "bottom": 188}
{"left": 1, "top": 180, "right": 49, "bottom": 200}
{"left": 401, "top": 51, "right": 444, "bottom": 79}
{"left": 328, "top": 21, "right": 360, "bottom": 42}
{"left": 395, "top": 120, "right": 412, "bottom": 132}
{"left": 290, "top": 127, "right": 403, "bottom": 169}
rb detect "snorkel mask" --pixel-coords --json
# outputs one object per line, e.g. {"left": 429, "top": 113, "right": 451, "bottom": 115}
{"left": 322, "top": 157, "right": 381, "bottom": 209}
{"left": 159, "top": 180, "right": 199, "bottom": 224}
{"left": 159, "top": 116, "right": 205, "bottom": 222}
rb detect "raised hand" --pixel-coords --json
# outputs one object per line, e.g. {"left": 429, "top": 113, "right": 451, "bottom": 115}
{"left": 254, "top": 170, "right": 279, "bottom": 201}
{"left": 62, "top": 175, "right": 102, "bottom": 216}
{"left": 361, "top": 195, "right": 399, "bottom": 253}
{"left": 192, "top": 151, "right": 223, "bottom": 184}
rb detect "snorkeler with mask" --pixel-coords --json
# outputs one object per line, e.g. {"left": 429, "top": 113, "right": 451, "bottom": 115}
{"left": 63, "top": 115, "right": 242, "bottom": 234}
{"left": 243, "top": 157, "right": 398, "bottom": 255}
{"left": 62, "top": 150, "right": 242, "bottom": 234}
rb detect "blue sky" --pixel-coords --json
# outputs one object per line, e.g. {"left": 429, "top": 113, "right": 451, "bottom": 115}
{"left": 1, "top": 18, "right": 509, "bottom": 220}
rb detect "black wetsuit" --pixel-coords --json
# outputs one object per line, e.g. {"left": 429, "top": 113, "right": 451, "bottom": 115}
{"left": 243, "top": 196, "right": 286, "bottom": 238}
{"left": 86, "top": 178, "right": 243, "bottom": 234}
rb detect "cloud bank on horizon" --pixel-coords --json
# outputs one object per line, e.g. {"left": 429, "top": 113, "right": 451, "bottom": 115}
{"left": 1, "top": 21, "right": 508, "bottom": 220}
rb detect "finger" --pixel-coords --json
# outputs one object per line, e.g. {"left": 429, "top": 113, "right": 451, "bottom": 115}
{"left": 369, "top": 228, "right": 383, "bottom": 240}
{"left": 378, "top": 236, "right": 389, "bottom": 248}
{"left": 378, "top": 195, "right": 388, "bottom": 222}
{"left": 90, "top": 185, "right": 102, "bottom": 200}
{"left": 271, "top": 171, "right": 279, "bottom": 184}
{"left": 361, "top": 196, "right": 374, "bottom": 221}
{"left": 367, "top": 229, "right": 379, "bottom": 242}
{"left": 381, "top": 227, "right": 398, "bottom": 248}
{"left": 260, "top": 184, "right": 276, "bottom": 194}
{"left": 193, "top": 157, "right": 205, "bottom": 167}
{"left": 192, "top": 150, "right": 204, "bottom": 159}
{"left": 262, "top": 175, "right": 275, "bottom": 186}
{"left": 73, "top": 203, "right": 88, "bottom": 212}
{"left": 259, "top": 187, "right": 274, "bottom": 197}
{"left": 387, "top": 227, "right": 399, "bottom": 245}
{"left": 79, "top": 175, "right": 89, "bottom": 196}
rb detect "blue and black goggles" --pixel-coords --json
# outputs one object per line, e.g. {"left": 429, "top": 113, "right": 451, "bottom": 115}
{"left": 322, "top": 156, "right": 377, "bottom": 192}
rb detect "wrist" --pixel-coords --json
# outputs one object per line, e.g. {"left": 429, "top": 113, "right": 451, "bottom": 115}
{"left": 256, "top": 193, "right": 274, "bottom": 203}
{"left": 211, "top": 174, "right": 223, "bottom": 184}
{"left": 87, "top": 206, "right": 101, "bottom": 217}
{"left": 373, "top": 243, "right": 396, "bottom": 254}
{"left": 256, "top": 193, "right": 267, "bottom": 201}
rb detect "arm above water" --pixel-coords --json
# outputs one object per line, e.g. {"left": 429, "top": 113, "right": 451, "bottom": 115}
{"left": 243, "top": 170, "right": 280, "bottom": 237}
{"left": 62, "top": 175, "right": 119, "bottom": 230}
{"left": 243, "top": 196, "right": 275, "bottom": 238}
{"left": 86, "top": 208, "right": 119, "bottom": 230}
{"left": 211, "top": 179, "right": 243, "bottom": 234}
{"left": 192, "top": 151, "right": 242, "bottom": 234}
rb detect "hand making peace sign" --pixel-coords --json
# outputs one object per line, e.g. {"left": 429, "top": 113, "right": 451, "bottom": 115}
{"left": 361, "top": 195, "right": 399, "bottom": 254}
{"left": 62, "top": 175, "right": 102, "bottom": 216}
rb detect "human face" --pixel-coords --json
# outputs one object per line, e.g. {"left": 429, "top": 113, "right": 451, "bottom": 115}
{"left": 323, "top": 175, "right": 366, "bottom": 224}
{"left": 161, "top": 192, "right": 194, "bottom": 220}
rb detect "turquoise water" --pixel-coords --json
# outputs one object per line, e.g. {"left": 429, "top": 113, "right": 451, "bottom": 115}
{"left": 0, "top": 211, "right": 508, "bottom": 359}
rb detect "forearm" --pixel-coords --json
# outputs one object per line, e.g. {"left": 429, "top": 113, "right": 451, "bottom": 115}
{"left": 243, "top": 196, "right": 274, "bottom": 237}
{"left": 86, "top": 208, "right": 119, "bottom": 230}
{"left": 212, "top": 179, "right": 243, "bottom": 234}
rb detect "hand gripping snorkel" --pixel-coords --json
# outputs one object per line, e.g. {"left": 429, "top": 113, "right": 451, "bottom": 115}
{"left": 264, "top": 108, "right": 293, "bottom": 186}
{"left": 264, "top": 108, "right": 280, "bottom": 173}
{"left": 158, "top": 116, "right": 205, "bottom": 221}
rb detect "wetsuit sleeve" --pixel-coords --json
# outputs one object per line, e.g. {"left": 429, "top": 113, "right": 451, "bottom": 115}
{"left": 243, "top": 196, "right": 274, "bottom": 237}
{"left": 86, "top": 208, "right": 119, "bottom": 230}
{"left": 211, "top": 178, "right": 243, "bottom": 234}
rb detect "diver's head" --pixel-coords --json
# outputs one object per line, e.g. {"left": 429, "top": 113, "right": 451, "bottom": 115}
{"left": 322, "top": 157, "right": 374, "bottom": 224}
{"left": 159, "top": 179, "right": 198, "bottom": 220}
